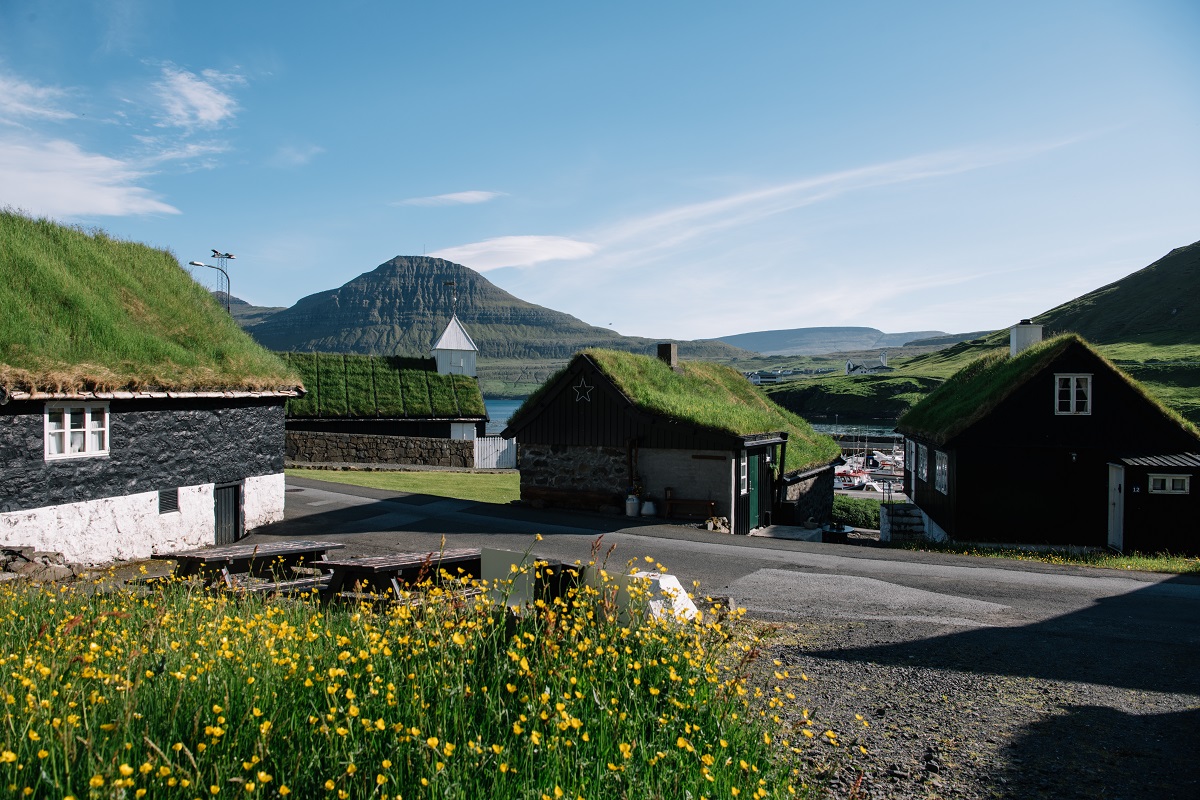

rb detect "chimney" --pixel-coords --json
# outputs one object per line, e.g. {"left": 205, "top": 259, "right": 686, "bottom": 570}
{"left": 657, "top": 343, "right": 679, "bottom": 370}
{"left": 1010, "top": 319, "right": 1043, "bottom": 356}
{"left": 880, "top": 351, "right": 888, "bottom": 367}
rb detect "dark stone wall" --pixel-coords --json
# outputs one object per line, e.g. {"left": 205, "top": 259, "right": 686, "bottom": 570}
{"left": 782, "top": 466, "right": 835, "bottom": 525}
{"left": 286, "top": 430, "right": 473, "bottom": 468}
{"left": 288, "top": 419, "right": 487, "bottom": 438}
{"left": 1, "top": 398, "right": 285, "bottom": 514}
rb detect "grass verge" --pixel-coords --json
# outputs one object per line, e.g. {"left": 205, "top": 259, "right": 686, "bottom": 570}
{"left": 286, "top": 468, "right": 519, "bottom": 505}
{"left": 893, "top": 540, "right": 1200, "bottom": 574}
{"left": 0, "top": 556, "right": 815, "bottom": 798}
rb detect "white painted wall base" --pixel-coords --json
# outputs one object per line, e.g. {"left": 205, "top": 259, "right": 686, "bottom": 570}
{"left": 918, "top": 509, "right": 950, "bottom": 542}
{"left": 0, "top": 485, "right": 215, "bottom": 564}
{"left": 244, "top": 473, "right": 286, "bottom": 530}
{"left": 0, "top": 472, "right": 286, "bottom": 565}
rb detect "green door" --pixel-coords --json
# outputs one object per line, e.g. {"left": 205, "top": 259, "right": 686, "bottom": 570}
{"left": 747, "top": 453, "right": 761, "bottom": 529}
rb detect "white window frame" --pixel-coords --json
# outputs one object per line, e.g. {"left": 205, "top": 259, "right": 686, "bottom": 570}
{"left": 45, "top": 402, "right": 110, "bottom": 460}
{"left": 1148, "top": 474, "right": 1190, "bottom": 495}
{"left": 935, "top": 451, "right": 948, "bottom": 495}
{"left": 1054, "top": 374, "right": 1092, "bottom": 415}
{"left": 905, "top": 439, "right": 915, "bottom": 474}
{"left": 739, "top": 452, "right": 749, "bottom": 495}
{"left": 917, "top": 444, "right": 928, "bottom": 482}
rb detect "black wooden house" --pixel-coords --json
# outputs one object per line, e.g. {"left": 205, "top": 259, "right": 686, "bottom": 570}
{"left": 502, "top": 345, "right": 840, "bottom": 534}
{"left": 897, "top": 325, "right": 1200, "bottom": 553}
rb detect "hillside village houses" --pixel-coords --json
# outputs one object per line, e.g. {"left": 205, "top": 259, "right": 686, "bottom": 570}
{"left": 0, "top": 213, "right": 302, "bottom": 564}
{"left": 845, "top": 352, "right": 895, "bottom": 375}
{"left": 896, "top": 321, "right": 1200, "bottom": 555}
{"left": 503, "top": 344, "right": 841, "bottom": 535}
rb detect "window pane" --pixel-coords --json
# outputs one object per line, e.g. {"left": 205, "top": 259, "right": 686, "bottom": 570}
{"left": 69, "top": 431, "right": 85, "bottom": 453}
{"left": 89, "top": 407, "right": 107, "bottom": 430}
{"left": 1074, "top": 378, "right": 1089, "bottom": 413}
{"left": 48, "top": 431, "right": 64, "bottom": 455}
{"left": 1151, "top": 478, "right": 1166, "bottom": 491}
{"left": 69, "top": 410, "right": 85, "bottom": 430}
{"left": 89, "top": 429, "right": 106, "bottom": 452}
{"left": 47, "top": 409, "right": 65, "bottom": 431}
{"left": 1171, "top": 478, "right": 1186, "bottom": 492}
{"left": 1057, "top": 378, "right": 1072, "bottom": 412}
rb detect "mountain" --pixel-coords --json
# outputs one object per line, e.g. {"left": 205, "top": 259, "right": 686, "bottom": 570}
{"left": 715, "top": 326, "right": 949, "bottom": 356}
{"left": 212, "top": 292, "right": 286, "bottom": 327}
{"left": 245, "top": 256, "right": 750, "bottom": 360}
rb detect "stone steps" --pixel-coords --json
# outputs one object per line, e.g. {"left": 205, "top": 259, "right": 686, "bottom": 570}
{"left": 882, "top": 503, "right": 927, "bottom": 543}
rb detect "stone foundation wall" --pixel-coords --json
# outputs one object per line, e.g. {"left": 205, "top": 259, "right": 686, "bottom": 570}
{"left": 517, "top": 444, "right": 629, "bottom": 510}
{"left": 286, "top": 431, "right": 473, "bottom": 468}
{"left": 782, "top": 466, "right": 835, "bottom": 525}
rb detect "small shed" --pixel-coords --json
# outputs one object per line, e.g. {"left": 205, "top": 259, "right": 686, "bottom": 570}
{"left": 897, "top": 325, "right": 1200, "bottom": 553}
{"left": 0, "top": 212, "right": 302, "bottom": 563}
{"left": 502, "top": 345, "right": 840, "bottom": 534}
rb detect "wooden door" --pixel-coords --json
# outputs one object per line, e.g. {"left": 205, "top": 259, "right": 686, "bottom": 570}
{"left": 1107, "top": 464, "right": 1124, "bottom": 552}
{"left": 214, "top": 484, "right": 243, "bottom": 545}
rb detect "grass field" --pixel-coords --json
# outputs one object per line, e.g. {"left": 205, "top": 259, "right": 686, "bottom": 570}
{"left": 287, "top": 468, "right": 520, "bottom": 504}
{"left": 0, "top": 560, "right": 817, "bottom": 798}
{"left": 895, "top": 541, "right": 1200, "bottom": 574}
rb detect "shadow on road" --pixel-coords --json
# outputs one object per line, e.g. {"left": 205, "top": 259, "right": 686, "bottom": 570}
{"left": 798, "top": 575, "right": 1200, "bottom": 799}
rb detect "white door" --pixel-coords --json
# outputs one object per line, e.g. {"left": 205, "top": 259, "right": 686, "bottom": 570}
{"left": 1107, "top": 464, "right": 1124, "bottom": 551}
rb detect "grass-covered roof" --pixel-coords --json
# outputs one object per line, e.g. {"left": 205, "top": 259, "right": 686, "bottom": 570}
{"left": 897, "top": 334, "right": 1200, "bottom": 445}
{"left": 0, "top": 211, "right": 298, "bottom": 393}
{"left": 281, "top": 352, "right": 487, "bottom": 419}
{"left": 515, "top": 349, "right": 840, "bottom": 473}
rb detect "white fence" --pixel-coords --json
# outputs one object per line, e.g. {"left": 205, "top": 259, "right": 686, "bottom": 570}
{"left": 474, "top": 436, "right": 517, "bottom": 469}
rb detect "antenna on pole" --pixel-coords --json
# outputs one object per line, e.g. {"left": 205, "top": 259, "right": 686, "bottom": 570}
{"left": 443, "top": 280, "right": 457, "bottom": 316}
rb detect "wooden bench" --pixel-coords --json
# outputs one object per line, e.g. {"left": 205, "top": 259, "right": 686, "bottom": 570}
{"left": 663, "top": 487, "right": 717, "bottom": 520}
{"left": 321, "top": 548, "right": 482, "bottom": 602}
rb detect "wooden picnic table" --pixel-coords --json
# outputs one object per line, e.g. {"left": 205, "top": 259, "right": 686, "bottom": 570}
{"left": 151, "top": 539, "right": 346, "bottom": 591}
{"left": 321, "top": 548, "right": 483, "bottom": 600}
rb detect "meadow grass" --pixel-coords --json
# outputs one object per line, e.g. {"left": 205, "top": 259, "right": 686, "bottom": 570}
{"left": 894, "top": 540, "right": 1200, "bottom": 574}
{"left": 286, "top": 468, "right": 520, "bottom": 505}
{"left": 0, "top": 556, "right": 819, "bottom": 799}
{"left": 0, "top": 211, "right": 296, "bottom": 393}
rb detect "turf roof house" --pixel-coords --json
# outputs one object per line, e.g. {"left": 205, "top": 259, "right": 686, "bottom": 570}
{"left": 502, "top": 345, "right": 841, "bottom": 535}
{"left": 896, "top": 322, "right": 1200, "bottom": 554}
{"left": 280, "top": 315, "right": 488, "bottom": 466}
{"left": 0, "top": 213, "right": 302, "bottom": 564}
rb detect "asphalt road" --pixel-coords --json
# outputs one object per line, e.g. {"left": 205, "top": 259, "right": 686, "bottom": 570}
{"left": 248, "top": 475, "right": 1200, "bottom": 799}
{"left": 259, "top": 476, "right": 1200, "bottom": 638}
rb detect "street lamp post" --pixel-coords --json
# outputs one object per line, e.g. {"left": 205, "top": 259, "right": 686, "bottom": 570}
{"left": 189, "top": 249, "right": 235, "bottom": 314}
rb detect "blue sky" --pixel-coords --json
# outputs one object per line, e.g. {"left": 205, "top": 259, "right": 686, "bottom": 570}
{"left": 2, "top": 1, "right": 1198, "bottom": 341}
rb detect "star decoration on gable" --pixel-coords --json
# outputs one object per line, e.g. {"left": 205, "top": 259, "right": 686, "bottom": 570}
{"left": 573, "top": 377, "right": 594, "bottom": 402}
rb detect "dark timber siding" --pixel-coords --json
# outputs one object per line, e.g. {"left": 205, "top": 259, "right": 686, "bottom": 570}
{"left": 905, "top": 341, "right": 1200, "bottom": 547}
{"left": 512, "top": 364, "right": 739, "bottom": 452}
{"left": 1, "top": 398, "right": 285, "bottom": 514}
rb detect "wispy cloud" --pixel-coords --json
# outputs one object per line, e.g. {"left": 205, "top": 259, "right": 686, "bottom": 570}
{"left": 0, "top": 72, "right": 74, "bottom": 123}
{"left": 135, "top": 138, "right": 230, "bottom": 167}
{"left": 0, "top": 136, "right": 179, "bottom": 217}
{"left": 396, "top": 190, "right": 504, "bottom": 207}
{"left": 430, "top": 235, "right": 598, "bottom": 270}
{"left": 153, "top": 66, "right": 245, "bottom": 130}
{"left": 268, "top": 143, "right": 324, "bottom": 168}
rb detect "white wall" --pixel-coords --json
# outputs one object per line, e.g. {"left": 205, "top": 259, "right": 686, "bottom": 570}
{"left": 244, "top": 472, "right": 286, "bottom": 530}
{"left": 0, "top": 485, "right": 215, "bottom": 564}
{"left": 638, "top": 449, "right": 735, "bottom": 522}
{"left": 0, "top": 471, "right": 287, "bottom": 564}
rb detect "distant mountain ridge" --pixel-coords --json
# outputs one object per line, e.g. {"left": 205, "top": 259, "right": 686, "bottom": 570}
{"left": 244, "top": 256, "right": 749, "bottom": 360}
{"left": 715, "top": 326, "right": 950, "bottom": 356}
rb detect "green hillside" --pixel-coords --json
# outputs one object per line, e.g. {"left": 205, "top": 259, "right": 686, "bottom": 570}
{"left": 715, "top": 326, "right": 947, "bottom": 356}
{"left": 247, "top": 256, "right": 750, "bottom": 362}
{"left": 0, "top": 211, "right": 297, "bottom": 393}
{"left": 280, "top": 352, "right": 486, "bottom": 419}
{"left": 766, "top": 241, "right": 1200, "bottom": 425}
